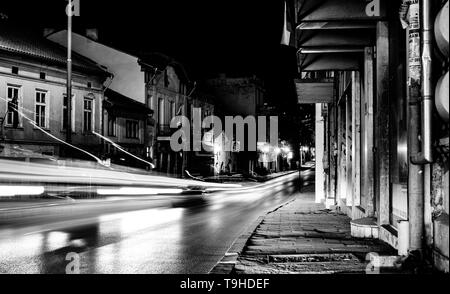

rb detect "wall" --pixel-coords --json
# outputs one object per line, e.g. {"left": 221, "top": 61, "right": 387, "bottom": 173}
{"left": 204, "top": 77, "right": 260, "bottom": 116}
{"left": 47, "top": 31, "right": 145, "bottom": 103}
{"left": 0, "top": 57, "right": 104, "bottom": 157}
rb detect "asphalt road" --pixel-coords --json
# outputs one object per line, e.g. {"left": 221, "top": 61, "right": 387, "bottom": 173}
{"left": 0, "top": 172, "right": 303, "bottom": 274}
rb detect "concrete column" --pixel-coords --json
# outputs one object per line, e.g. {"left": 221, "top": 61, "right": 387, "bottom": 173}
{"left": 375, "top": 21, "right": 390, "bottom": 226}
{"left": 315, "top": 103, "right": 325, "bottom": 203}
{"left": 328, "top": 103, "right": 338, "bottom": 207}
{"left": 363, "top": 47, "right": 375, "bottom": 217}
{"left": 346, "top": 82, "right": 353, "bottom": 207}
{"left": 352, "top": 71, "right": 362, "bottom": 211}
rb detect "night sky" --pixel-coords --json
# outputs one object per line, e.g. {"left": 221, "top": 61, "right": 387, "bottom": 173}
{"left": 1, "top": 0, "right": 299, "bottom": 109}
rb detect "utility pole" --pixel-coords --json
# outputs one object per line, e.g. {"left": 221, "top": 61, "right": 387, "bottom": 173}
{"left": 66, "top": 1, "right": 73, "bottom": 144}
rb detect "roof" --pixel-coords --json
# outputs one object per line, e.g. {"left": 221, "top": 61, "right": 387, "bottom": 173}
{"left": 0, "top": 25, "right": 110, "bottom": 76}
{"left": 104, "top": 89, "right": 152, "bottom": 115}
{"left": 136, "top": 52, "right": 191, "bottom": 83}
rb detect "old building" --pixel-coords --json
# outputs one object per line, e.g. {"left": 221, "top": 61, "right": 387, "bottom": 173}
{"left": 0, "top": 26, "right": 110, "bottom": 160}
{"left": 48, "top": 32, "right": 216, "bottom": 175}
{"left": 143, "top": 53, "right": 215, "bottom": 176}
{"left": 103, "top": 88, "right": 153, "bottom": 168}
{"left": 291, "top": 0, "right": 449, "bottom": 272}
{"left": 47, "top": 29, "right": 155, "bottom": 169}
{"left": 202, "top": 74, "right": 268, "bottom": 174}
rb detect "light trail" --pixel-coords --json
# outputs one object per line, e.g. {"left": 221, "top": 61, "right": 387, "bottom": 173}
{"left": 92, "top": 131, "right": 155, "bottom": 169}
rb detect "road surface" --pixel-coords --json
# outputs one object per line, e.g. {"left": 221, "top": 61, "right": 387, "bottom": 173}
{"left": 0, "top": 172, "right": 304, "bottom": 274}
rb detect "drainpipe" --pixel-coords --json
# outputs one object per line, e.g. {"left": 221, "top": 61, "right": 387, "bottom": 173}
{"left": 402, "top": 0, "right": 425, "bottom": 255}
{"left": 101, "top": 73, "right": 115, "bottom": 159}
{"left": 411, "top": 0, "right": 434, "bottom": 165}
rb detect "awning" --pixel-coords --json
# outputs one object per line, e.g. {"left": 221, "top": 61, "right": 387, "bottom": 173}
{"left": 296, "top": 78, "right": 334, "bottom": 104}
{"left": 104, "top": 89, "right": 152, "bottom": 118}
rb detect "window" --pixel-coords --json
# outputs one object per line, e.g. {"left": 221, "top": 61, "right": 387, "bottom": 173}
{"left": 87, "top": 82, "right": 92, "bottom": 88}
{"left": 107, "top": 114, "right": 116, "bottom": 136}
{"left": 164, "top": 70, "right": 169, "bottom": 87}
{"left": 170, "top": 101, "right": 176, "bottom": 120}
{"left": 40, "top": 72, "right": 46, "bottom": 80}
{"left": 125, "top": 120, "right": 139, "bottom": 139}
{"left": 83, "top": 98, "right": 93, "bottom": 133}
{"left": 148, "top": 94, "right": 153, "bottom": 110}
{"left": 158, "top": 98, "right": 164, "bottom": 124}
{"left": 62, "top": 94, "right": 75, "bottom": 131}
{"left": 6, "top": 85, "right": 20, "bottom": 126}
{"left": 179, "top": 83, "right": 186, "bottom": 95}
{"left": 35, "top": 90, "right": 48, "bottom": 128}
{"left": 11, "top": 66, "right": 19, "bottom": 75}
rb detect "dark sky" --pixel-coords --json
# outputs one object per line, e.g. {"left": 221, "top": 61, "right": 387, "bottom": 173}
{"left": 1, "top": 0, "right": 299, "bottom": 109}
{"left": 2, "top": 1, "right": 287, "bottom": 74}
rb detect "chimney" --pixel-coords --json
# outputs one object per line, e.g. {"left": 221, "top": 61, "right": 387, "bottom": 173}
{"left": 85, "top": 28, "right": 99, "bottom": 41}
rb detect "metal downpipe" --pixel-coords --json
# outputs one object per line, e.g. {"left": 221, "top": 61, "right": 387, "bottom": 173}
{"left": 411, "top": 0, "right": 434, "bottom": 165}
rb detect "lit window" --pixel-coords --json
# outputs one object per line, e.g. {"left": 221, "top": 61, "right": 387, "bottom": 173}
{"left": 158, "top": 98, "right": 164, "bottom": 124}
{"left": 148, "top": 94, "right": 153, "bottom": 110}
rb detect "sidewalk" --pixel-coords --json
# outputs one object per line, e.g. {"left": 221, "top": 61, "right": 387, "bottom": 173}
{"left": 211, "top": 186, "right": 398, "bottom": 274}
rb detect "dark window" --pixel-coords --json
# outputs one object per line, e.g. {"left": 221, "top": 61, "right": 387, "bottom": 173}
{"left": 107, "top": 114, "right": 116, "bottom": 136}
{"left": 6, "top": 86, "right": 20, "bottom": 126}
{"left": 40, "top": 72, "right": 46, "bottom": 80}
{"left": 62, "top": 94, "right": 74, "bottom": 131}
{"left": 83, "top": 98, "right": 93, "bottom": 133}
{"left": 164, "top": 69, "right": 169, "bottom": 87}
{"left": 126, "top": 120, "right": 139, "bottom": 139}
{"left": 170, "top": 101, "right": 176, "bottom": 120}
{"left": 11, "top": 66, "right": 19, "bottom": 75}
{"left": 87, "top": 82, "right": 92, "bottom": 88}
{"left": 35, "top": 91, "right": 47, "bottom": 128}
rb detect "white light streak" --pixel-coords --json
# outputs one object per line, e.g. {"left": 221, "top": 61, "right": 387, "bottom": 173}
{"left": 96, "top": 187, "right": 183, "bottom": 195}
{"left": 0, "top": 186, "right": 45, "bottom": 197}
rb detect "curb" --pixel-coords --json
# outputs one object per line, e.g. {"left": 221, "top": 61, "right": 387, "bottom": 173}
{"left": 209, "top": 197, "right": 297, "bottom": 274}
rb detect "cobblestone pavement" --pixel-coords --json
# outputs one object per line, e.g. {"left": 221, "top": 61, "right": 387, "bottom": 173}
{"left": 232, "top": 186, "right": 398, "bottom": 274}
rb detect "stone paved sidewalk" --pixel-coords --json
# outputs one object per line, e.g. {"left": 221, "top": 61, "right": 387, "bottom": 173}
{"left": 226, "top": 186, "right": 397, "bottom": 274}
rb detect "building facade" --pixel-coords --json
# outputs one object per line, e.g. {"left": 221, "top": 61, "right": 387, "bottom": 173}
{"left": 0, "top": 27, "right": 109, "bottom": 160}
{"left": 144, "top": 54, "right": 215, "bottom": 176}
{"left": 103, "top": 88, "right": 153, "bottom": 169}
{"left": 291, "top": 0, "right": 449, "bottom": 272}
{"left": 47, "top": 30, "right": 156, "bottom": 169}
{"left": 202, "top": 74, "right": 268, "bottom": 175}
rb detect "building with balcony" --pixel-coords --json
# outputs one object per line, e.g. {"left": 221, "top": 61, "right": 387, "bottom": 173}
{"left": 143, "top": 53, "right": 215, "bottom": 176}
